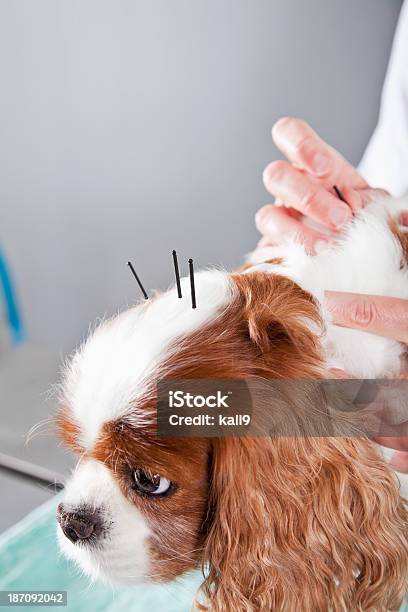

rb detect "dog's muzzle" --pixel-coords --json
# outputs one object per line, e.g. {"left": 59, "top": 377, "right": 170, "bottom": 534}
{"left": 57, "top": 502, "right": 104, "bottom": 545}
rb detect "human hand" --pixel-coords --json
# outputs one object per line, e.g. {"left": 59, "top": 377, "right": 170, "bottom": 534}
{"left": 326, "top": 290, "right": 408, "bottom": 472}
{"left": 255, "top": 117, "right": 390, "bottom": 254}
{"left": 325, "top": 292, "right": 408, "bottom": 344}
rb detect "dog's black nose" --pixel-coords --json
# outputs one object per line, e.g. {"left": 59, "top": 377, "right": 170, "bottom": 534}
{"left": 57, "top": 502, "right": 102, "bottom": 544}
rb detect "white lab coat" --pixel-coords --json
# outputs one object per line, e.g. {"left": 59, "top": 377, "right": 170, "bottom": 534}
{"left": 359, "top": 0, "right": 408, "bottom": 196}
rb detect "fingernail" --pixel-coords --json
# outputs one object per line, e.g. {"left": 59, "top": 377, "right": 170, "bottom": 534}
{"left": 311, "top": 153, "right": 330, "bottom": 175}
{"left": 329, "top": 205, "right": 350, "bottom": 228}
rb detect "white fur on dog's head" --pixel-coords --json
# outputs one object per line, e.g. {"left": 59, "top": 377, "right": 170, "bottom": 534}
{"left": 62, "top": 270, "right": 233, "bottom": 451}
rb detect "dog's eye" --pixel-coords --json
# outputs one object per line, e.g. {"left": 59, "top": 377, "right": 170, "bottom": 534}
{"left": 133, "top": 469, "right": 172, "bottom": 497}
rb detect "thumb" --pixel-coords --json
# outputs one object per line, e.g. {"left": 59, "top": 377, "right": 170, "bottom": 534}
{"left": 324, "top": 291, "right": 408, "bottom": 343}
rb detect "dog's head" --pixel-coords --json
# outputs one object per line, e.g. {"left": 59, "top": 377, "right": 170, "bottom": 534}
{"left": 56, "top": 269, "right": 408, "bottom": 610}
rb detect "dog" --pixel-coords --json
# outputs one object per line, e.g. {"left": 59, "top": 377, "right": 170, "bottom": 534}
{"left": 56, "top": 194, "right": 408, "bottom": 611}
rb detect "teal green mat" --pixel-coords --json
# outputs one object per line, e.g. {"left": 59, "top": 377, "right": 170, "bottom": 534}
{"left": 0, "top": 496, "right": 201, "bottom": 611}
{"left": 0, "top": 496, "right": 407, "bottom": 611}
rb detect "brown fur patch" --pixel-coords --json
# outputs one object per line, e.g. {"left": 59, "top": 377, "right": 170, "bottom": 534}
{"left": 55, "top": 407, "right": 83, "bottom": 453}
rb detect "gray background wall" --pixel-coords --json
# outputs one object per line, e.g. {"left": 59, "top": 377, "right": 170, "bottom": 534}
{"left": 1, "top": 0, "right": 403, "bottom": 354}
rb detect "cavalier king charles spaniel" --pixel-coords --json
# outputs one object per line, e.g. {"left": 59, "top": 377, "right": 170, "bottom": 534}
{"left": 56, "top": 195, "right": 408, "bottom": 611}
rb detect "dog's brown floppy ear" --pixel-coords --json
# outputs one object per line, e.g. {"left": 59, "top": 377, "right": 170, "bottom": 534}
{"left": 198, "top": 435, "right": 408, "bottom": 611}
{"left": 232, "top": 272, "right": 324, "bottom": 377}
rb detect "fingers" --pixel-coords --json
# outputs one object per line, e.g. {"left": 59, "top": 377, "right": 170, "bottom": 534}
{"left": 337, "top": 186, "right": 390, "bottom": 213}
{"left": 374, "top": 435, "right": 408, "bottom": 453}
{"left": 325, "top": 292, "right": 408, "bottom": 343}
{"left": 263, "top": 161, "right": 352, "bottom": 229}
{"left": 271, "top": 117, "right": 368, "bottom": 190}
{"left": 255, "top": 204, "right": 332, "bottom": 255}
{"left": 389, "top": 451, "right": 408, "bottom": 472}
